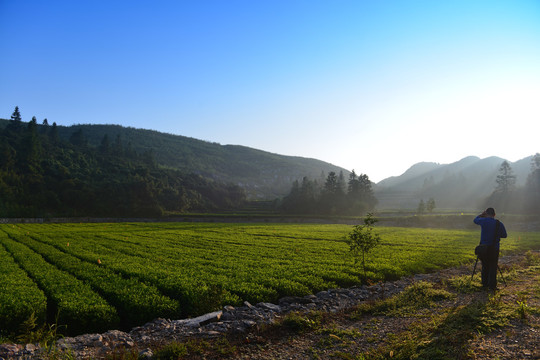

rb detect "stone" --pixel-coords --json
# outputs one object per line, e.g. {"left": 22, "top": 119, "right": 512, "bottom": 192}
{"left": 174, "top": 310, "right": 222, "bottom": 327}
{"left": 220, "top": 312, "right": 236, "bottom": 321}
{"left": 139, "top": 348, "right": 153, "bottom": 359}
{"left": 0, "top": 343, "right": 21, "bottom": 357}
{"left": 316, "top": 290, "right": 330, "bottom": 298}
{"left": 279, "top": 296, "right": 314, "bottom": 305}
{"left": 24, "top": 343, "right": 38, "bottom": 353}
{"left": 242, "top": 320, "right": 257, "bottom": 327}
{"left": 257, "top": 302, "right": 281, "bottom": 312}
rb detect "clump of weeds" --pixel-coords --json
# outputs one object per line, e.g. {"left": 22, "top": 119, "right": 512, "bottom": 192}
{"left": 354, "top": 281, "right": 454, "bottom": 317}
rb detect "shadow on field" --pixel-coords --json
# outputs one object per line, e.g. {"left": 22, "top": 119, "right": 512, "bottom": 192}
{"left": 400, "top": 292, "right": 508, "bottom": 359}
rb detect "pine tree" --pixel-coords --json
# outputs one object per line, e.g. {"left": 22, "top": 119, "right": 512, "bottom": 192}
{"left": 348, "top": 170, "right": 358, "bottom": 194}
{"left": 531, "top": 153, "right": 540, "bottom": 172}
{"left": 324, "top": 172, "right": 339, "bottom": 195}
{"left": 338, "top": 171, "right": 346, "bottom": 195}
{"left": 10, "top": 106, "right": 22, "bottom": 122}
{"left": 21, "top": 116, "right": 42, "bottom": 173}
{"left": 347, "top": 170, "right": 377, "bottom": 213}
{"left": 526, "top": 153, "right": 540, "bottom": 213}
{"left": 495, "top": 161, "right": 516, "bottom": 193}
{"left": 49, "top": 122, "right": 59, "bottom": 143}
{"left": 427, "top": 198, "right": 436, "bottom": 213}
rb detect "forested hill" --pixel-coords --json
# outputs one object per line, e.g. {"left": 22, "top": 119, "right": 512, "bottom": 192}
{"left": 0, "top": 116, "right": 255, "bottom": 217}
{"left": 0, "top": 117, "right": 348, "bottom": 203}
{"left": 49, "top": 123, "right": 348, "bottom": 199}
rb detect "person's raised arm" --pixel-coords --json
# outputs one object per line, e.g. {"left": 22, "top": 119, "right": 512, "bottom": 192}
{"left": 474, "top": 211, "right": 487, "bottom": 224}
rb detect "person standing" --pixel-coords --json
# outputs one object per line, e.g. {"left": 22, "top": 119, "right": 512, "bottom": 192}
{"left": 474, "top": 207, "right": 507, "bottom": 290}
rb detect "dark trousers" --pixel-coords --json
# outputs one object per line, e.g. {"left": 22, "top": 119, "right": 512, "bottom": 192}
{"left": 480, "top": 246, "right": 499, "bottom": 289}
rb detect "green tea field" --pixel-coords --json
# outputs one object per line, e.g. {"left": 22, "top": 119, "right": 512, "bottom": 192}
{"left": 1, "top": 222, "right": 538, "bottom": 336}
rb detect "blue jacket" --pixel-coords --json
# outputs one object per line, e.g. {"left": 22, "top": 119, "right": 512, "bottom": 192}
{"left": 474, "top": 216, "right": 507, "bottom": 248}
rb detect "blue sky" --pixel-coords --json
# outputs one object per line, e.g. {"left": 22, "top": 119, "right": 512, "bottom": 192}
{"left": 1, "top": 1, "right": 539, "bottom": 182}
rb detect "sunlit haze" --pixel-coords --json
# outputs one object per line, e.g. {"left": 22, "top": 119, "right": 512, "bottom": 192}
{"left": 1, "top": 1, "right": 539, "bottom": 182}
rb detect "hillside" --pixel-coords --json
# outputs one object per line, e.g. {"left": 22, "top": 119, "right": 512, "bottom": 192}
{"left": 54, "top": 123, "right": 350, "bottom": 199}
{"left": 0, "top": 118, "right": 248, "bottom": 217}
{"left": 375, "top": 155, "right": 534, "bottom": 210}
{"left": 0, "top": 119, "right": 349, "bottom": 199}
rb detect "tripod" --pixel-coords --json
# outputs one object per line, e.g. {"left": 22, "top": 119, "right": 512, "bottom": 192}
{"left": 471, "top": 256, "right": 506, "bottom": 287}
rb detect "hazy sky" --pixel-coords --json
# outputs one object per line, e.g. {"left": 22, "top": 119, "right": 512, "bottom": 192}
{"left": 1, "top": 1, "right": 539, "bottom": 182}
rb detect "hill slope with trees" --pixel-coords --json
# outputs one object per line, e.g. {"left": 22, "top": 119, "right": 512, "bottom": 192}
{"left": 0, "top": 111, "right": 246, "bottom": 217}
{"left": 33, "top": 121, "right": 347, "bottom": 199}
{"left": 49, "top": 123, "right": 349, "bottom": 199}
{"left": 0, "top": 107, "right": 349, "bottom": 217}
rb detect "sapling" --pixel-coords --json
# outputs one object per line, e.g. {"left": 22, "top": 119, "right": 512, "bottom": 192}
{"left": 346, "top": 212, "right": 381, "bottom": 280}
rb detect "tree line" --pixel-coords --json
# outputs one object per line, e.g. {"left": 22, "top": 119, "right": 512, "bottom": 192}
{"left": 0, "top": 106, "right": 246, "bottom": 218}
{"left": 281, "top": 170, "right": 377, "bottom": 215}
{"left": 485, "top": 156, "right": 540, "bottom": 214}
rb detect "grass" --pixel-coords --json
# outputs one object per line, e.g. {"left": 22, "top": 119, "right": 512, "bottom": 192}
{"left": 354, "top": 281, "right": 455, "bottom": 317}
{"left": 15, "top": 252, "right": 539, "bottom": 359}
{"left": 1, "top": 222, "right": 539, "bottom": 345}
{"left": 225, "top": 252, "right": 540, "bottom": 359}
{"left": 354, "top": 255, "right": 540, "bottom": 359}
{"left": 369, "top": 293, "right": 516, "bottom": 360}
{"left": 152, "top": 338, "right": 236, "bottom": 359}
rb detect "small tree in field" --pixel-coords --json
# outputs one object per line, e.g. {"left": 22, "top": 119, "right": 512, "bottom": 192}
{"left": 346, "top": 213, "right": 381, "bottom": 280}
{"left": 427, "top": 198, "right": 436, "bottom": 213}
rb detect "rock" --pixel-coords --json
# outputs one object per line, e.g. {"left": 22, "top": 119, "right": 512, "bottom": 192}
{"left": 243, "top": 320, "right": 257, "bottom": 327}
{"left": 316, "top": 290, "right": 330, "bottom": 299}
{"left": 139, "top": 348, "right": 153, "bottom": 359}
{"left": 174, "top": 310, "right": 222, "bottom": 327}
{"left": 244, "top": 301, "right": 254, "bottom": 309}
{"left": 24, "top": 343, "right": 38, "bottom": 353}
{"left": 330, "top": 288, "right": 351, "bottom": 294}
{"left": 279, "top": 296, "right": 314, "bottom": 305}
{"left": 0, "top": 343, "right": 22, "bottom": 358}
{"left": 220, "top": 311, "right": 236, "bottom": 321}
{"left": 103, "top": 330, "right": 134, "bottom": 347}
{"left": 257, "top": 302, "right": 281, "bottom": 312}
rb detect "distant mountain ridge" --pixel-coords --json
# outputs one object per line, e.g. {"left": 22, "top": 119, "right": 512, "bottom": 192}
{"left": 375, "top": 155, "right": 534, "bottom": 210}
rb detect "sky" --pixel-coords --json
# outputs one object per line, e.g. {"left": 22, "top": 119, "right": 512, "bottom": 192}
{"left": 1, "top": 1, "right": 539, "bottom": 182}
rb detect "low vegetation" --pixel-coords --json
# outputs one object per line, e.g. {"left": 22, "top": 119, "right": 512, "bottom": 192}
{"left": 203, "top": 251, "right": 539, "bottom": 360}
{"left": 1, "top": 222, "right": 539, "bottom": 341}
